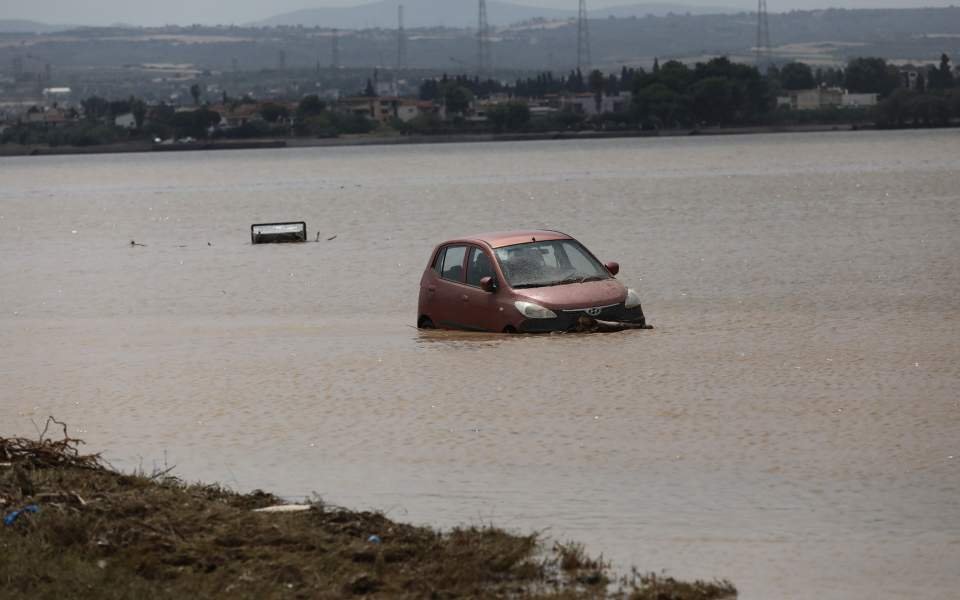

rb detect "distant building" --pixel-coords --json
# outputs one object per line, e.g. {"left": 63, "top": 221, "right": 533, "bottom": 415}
{"left": 560, "top": 92, "right": 632, "bottom": 116}
{"left": 211, "top": 103, "right": 264, "bottom": 128}
{"left": 42, "top": 87, "right": 72, "bottom": 100}
{"left": 778, "top": 88, "right": 877, "bottom": 110}
{"left": 900, "top": 70, "right": 921, "bottom": 90}
{"left": 337, "top": 96, "right": 428, "bottom": 124}
{"left": 115, "top": 112, "right": 137, "bottom": 129}
{"left": 841, "top": 92, "right": 878, "bottom": 107}
{"left": 25, "top": 106, "right": 70, "bottom": 127}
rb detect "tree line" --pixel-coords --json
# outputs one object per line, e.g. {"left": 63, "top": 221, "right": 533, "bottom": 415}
{"left": 3, "top": 54, "right": 957, "bottom": 147}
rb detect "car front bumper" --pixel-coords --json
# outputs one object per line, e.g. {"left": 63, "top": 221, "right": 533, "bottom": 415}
{"left": 519, "top": 303, "right": 647, "bottom": 333}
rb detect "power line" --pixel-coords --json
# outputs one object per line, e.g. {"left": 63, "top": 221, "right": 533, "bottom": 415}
{"left": 477, "top": 0, "right": 491, "bottom": 78}
{"left": 331, "top": 29, "right": 340, "bottom": 69}
{"left": 577, "top": 0, "right": 591, "bottom": 72}
{"left": 398, "top": 4, "right": 408, "bottom": 71}
{"left": 756, "top": 0, "right": 772, "bottom": 72}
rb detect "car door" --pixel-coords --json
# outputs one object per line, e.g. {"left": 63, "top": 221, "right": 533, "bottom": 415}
{"left": 459, "top": 245, "right": 503, "bottom": 332}
{"left": 429, "top": 244, "right": 470, "bottom": 330}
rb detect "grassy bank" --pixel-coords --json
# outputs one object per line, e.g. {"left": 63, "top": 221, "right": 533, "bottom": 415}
{"left": 0, "top": 421, "right": 736, "bottom": 599}
{"left": 0, "top": 123, "right": 886, "bottom": 157}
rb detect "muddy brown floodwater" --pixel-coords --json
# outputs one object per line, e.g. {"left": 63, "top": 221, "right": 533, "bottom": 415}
{"left": 1, "top": 130, "right": 958, "bottom": 599}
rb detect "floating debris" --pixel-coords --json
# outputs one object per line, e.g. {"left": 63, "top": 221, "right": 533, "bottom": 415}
{"left": 251, "top": 222, "right": 308, "bottom": 244}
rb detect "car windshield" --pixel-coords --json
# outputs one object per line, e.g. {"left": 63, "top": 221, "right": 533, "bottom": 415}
{"left": 494, "top": 239, "right": 611, "bottom": 289}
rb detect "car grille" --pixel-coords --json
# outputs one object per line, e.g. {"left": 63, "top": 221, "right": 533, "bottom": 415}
{"left": 560, "top": 303, "right": 620, "bottom": 318}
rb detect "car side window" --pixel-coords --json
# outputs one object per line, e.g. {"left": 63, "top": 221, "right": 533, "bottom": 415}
{"left": 432, "top": 247, "right": 445, "bottom": 273}
{"left": 466, "top": 247, "right": 494, "bottom": 287}
{"left": 440, "top": 245, "right": 467, "bottom": 282}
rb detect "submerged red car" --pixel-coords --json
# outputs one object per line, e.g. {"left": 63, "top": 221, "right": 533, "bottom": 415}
{"left": 417, "top": 230, "right": 648, "bottom": 333}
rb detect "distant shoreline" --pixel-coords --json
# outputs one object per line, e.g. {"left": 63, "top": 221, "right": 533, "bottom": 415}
{"left": 0, "top": 122, "right": 945, "bottom": 158}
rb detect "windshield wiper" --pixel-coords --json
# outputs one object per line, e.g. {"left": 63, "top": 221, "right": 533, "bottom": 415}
{"left": 512, "top": 282, "right": 551, "bottom": 289}
{"left": 549, "top": 274, "right": 605, "bottom": 286}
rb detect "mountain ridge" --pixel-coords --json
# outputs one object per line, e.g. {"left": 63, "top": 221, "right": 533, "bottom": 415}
{"left": 251, "top": 1, "right": 740, "bottom": 30}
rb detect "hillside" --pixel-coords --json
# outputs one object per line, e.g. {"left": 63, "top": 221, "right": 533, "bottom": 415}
{"left": 253, "top": 0, "right": 738, "bottom": 29}
{"left": 0, "top": 19, "right": 72, "bottom": 34}
{"left": 0, "top": 7, "right": 956, "bottom": 80}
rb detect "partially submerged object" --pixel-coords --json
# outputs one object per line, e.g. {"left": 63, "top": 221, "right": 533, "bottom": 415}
{"left": 251, "top": 222, "right": 307, "bottom": 244}
{"left": 252, "top": 504, "right": 312, "bottom": 513}
{"left": 417, "top": 229, "right": 651, "bottom": 333}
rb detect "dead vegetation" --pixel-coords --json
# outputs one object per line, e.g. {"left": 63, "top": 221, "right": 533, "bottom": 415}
{"left": 1, "top": 420, "right": 736, "bottom": 599}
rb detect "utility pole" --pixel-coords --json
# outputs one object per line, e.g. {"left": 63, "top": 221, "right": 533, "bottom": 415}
{"left": 331, "top": 29, "right": 340, "bottom": 69}
{"left": 477, "top": 0, "right": 491, "bottom": 78}
{"left": 577, "top": 0, "right": 591, "bottom": 72}
{"left": 397, "top": 4, "right": 408, "bottom": 71}
{"left": 755, "top": 0, "right": 772, "bottom": 72}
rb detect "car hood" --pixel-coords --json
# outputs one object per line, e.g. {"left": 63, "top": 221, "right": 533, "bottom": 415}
{"left": 514, "top": 279, "right": 627, "bottom": 310}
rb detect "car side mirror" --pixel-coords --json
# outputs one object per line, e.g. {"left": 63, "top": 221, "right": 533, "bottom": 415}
{"left": 605, "top": 262, "right": 620, "bottom": 276}
{"left": 480, "top": 276, "right": 496, "bottom": 293}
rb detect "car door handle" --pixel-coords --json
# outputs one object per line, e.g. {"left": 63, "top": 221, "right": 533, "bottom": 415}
{"left": 427, "top": 286, "right": 435, "bottom": 293}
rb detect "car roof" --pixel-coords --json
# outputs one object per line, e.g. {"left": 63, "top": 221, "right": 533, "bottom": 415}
{"left": 451, "top": 230, "right": 573, "bottom": 249}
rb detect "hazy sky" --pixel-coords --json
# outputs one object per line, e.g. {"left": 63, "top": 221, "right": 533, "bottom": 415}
{"left": 2, "top": 0, "right": 955, "bottom": 27}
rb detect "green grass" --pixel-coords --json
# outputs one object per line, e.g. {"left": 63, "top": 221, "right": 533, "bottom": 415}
{"left": 1, "top": 430, "right": 736, "bottom": 599}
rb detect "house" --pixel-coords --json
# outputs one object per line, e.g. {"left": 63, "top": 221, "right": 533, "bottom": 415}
{"left": 42, "top": 87, "right": 72, "bottom": 100}
{"left": 212, "top": 103, "right": 264, "bottom": 128}
{"left": 25, "top": 106, "right": 69, "bottom": 127}
{"left": 560, "top": 92, "right": 632, "bottom": 116}
{"left": 115, "top": 112, "right": 137, "bottom": 129}
{"left": 778, "top": 88, "right": 844, "bottom": 110}
{"left": 841, "top": 93, "right": 878, "bottom": 107}
{"left": 900, "top": 70, "right": 921, "bottom": 90}
{"left": 336, "top": 96, "right": 425, "bottom": 124}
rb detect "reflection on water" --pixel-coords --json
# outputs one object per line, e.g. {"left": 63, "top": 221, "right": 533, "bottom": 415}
{"left": 1, "top": 130, "right": 959, "bottom": 600}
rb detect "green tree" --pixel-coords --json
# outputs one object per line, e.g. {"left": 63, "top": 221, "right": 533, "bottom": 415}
{"left": 330, "top": 112, "right": 375, "bottom": 134}
{"left": 588, "top": 69, "right": 606, "bottom": 113}
{"left": 130, "top": 98, "right": 147, "bottom": 129}
{"left": 259, "top": 103, "right": 290, "bottom": 123}
{"left": 190, "top": 84, "right": 202, "bottom": 106}
{"left": 444, "top": 86, "right": 473, "bottom": 115}
{"left": 297, "top": 94, "right": 326, "bottom": 117}
{"left": 633, "top": 83, "right": 687, "bottom": 128}
{"left": 108, "top": 99, "right": 131, "bottom": 116}
{"left": 929, "top": 53, "right": 954, "bottom": 90}
{"left": 875, "top": 88, "right": 912, "bottom": 127}
{"left": 907, "top": 94, "right": 950, "bottom": 126}
{"left": 780, "top": 62, "right": 815, "bottom": 90}
{"left": 655, "top": 60, "right": 693, "bottom": 93}
{"left": 81, "top": 96, "right": 110, "bottom": 121}
{"left": 487, "top": 102, "right": 531, "bottom": 131}
{"left": 363, "top": 79, "right": 376, "bottom": 97}
{"left": 845, "top": 58, "right": 899, "bottom": 96}
{"left": 148, "top": 103, "right": 176, "bottom": 125}
{"left": 691, "top": 77, "right": 735, "bottom": 125}
{"left": 170, "top": 108, "right": 221, "bottom": 138}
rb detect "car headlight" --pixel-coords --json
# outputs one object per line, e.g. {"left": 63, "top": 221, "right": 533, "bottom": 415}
{"left": 625, "top": 288, "right": 642, "bottom": 309}
{"left": 514, "top": 300, "right": 557, "bottom": 319}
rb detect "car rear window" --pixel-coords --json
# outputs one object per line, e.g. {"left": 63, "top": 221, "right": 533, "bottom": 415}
{"left": 440, "top": 245, "right": 467, "bottom": 282}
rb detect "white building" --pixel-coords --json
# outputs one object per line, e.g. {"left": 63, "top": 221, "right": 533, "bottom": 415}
{"left": 115, "top": 112, "right": 137, "bottom": 129}
{"left": 841, "top": 93, "right": 878, "bottom": 107}
{"left": 42, "top": 87, "right": 72, "bottom": 99}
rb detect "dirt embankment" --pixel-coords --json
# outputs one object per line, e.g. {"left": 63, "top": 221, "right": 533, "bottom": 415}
{"left": 0, "top": 419, "right": 736, "bottom": 599}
